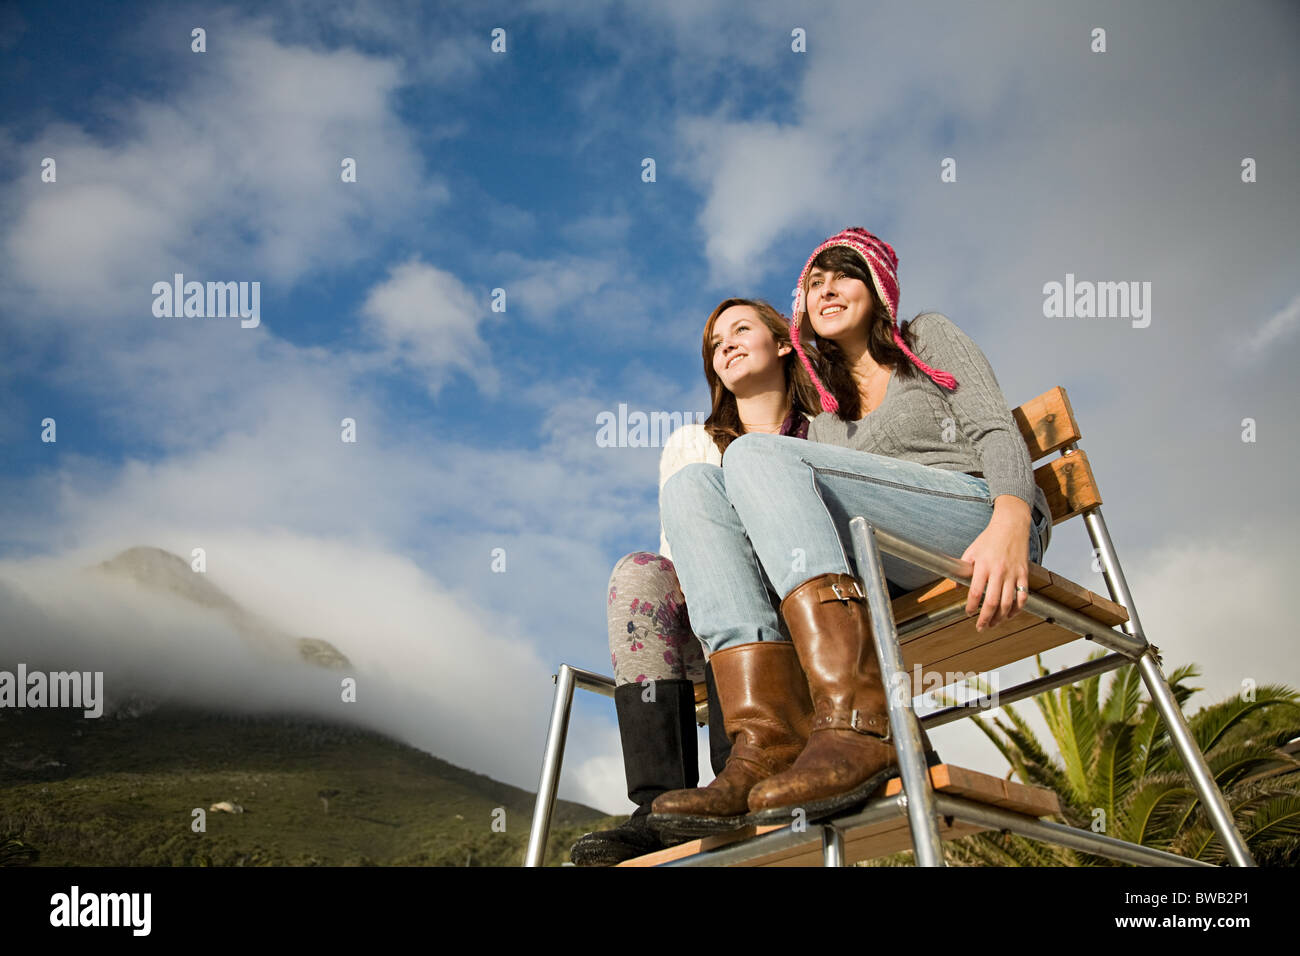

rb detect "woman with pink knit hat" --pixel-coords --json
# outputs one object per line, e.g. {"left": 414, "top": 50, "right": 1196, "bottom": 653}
{"left": 650, "top": 226, "right": 1053, "bottom": 837}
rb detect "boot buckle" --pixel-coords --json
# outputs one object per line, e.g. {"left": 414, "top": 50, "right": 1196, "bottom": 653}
{"left": 831, "top": 581, "right": 862, "bottom": 602}
{"left": 850, "top": 709, "right": 891, "bottom": 742}
{"left": 815, "top": 578, "right": 864, "bottom": 604}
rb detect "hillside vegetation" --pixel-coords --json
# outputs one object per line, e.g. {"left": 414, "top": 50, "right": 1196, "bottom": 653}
{"left": 1, "top": 704, "right": 607, "bottom": 867}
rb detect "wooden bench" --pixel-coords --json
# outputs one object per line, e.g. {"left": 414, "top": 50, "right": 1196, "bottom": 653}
{"left": 525, "top": 386, "right": 1255, "bottom": 868}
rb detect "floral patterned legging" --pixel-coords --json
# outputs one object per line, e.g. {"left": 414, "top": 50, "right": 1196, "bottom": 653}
{"left": 607, "top": 552, "right": 707, "bottom": 687}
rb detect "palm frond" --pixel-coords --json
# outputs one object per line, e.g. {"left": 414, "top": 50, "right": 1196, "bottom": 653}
{"left": 1036, "top": 682, "right": 1092, "bottom": 803}
{"left": 1096, "top": 720, "right": 1136, "bottom": 824}
{"left": 1240, "top": 793, "right": 1300, "bottom": 845}
{"left": 992, "top": 713, "right": 1073, "bottom": 798}
{"left": 1188, "top": 692, "right": 1300, "bottom": 755}
{"left": 1115, "top": 775, "right": 1194, "bottom": 846}
{"left": 1172, "top": 820, "right": 1224, "bottom": 864}
{"left": 1074, "top": 673, "right": 1104, "bottom": 789}
{"left": 1132, "top": 703, "right": 1163, "bottom": 779}
{"left": 1100, "top": 661, "right": 1143, "bottom": 726}
{"left": 1206, "top": 743, "right": 1300, "bottom": 791}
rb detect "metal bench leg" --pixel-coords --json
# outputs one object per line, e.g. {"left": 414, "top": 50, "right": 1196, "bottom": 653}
{"left": 1084, "top": 508, "right": 1256, "bottom": 868}
{"left": 822, "top": 824, "right": 845, "bottom": 866}
{"left": 1137, "top": 652, "right": 1256, "bottom": 866}
{"left": 524, "top": 664, "right": 578, "bottom": 867}
{"left": 850, "top": 517, "right": 946, "bottom": 867}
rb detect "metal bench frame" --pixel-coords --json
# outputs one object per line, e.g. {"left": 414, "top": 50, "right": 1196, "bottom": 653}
{"left": 524, "top": 444, "right": 1257, "bottom": 868}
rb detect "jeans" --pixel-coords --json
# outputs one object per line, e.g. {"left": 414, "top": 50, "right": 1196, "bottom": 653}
{"left": 660, "top": 432, "right": 1050, "bottom": 653}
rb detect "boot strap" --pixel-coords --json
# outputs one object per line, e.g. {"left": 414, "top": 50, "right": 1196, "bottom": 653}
{"left": 814, "top": 708, "right": 891, "bottom": 740}
{"left": 815, "top": 578, "right": 866, "bottom": 604}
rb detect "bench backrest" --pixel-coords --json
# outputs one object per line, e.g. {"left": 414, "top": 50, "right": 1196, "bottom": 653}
{"left": 1010, "top": 386, "right": 1100, "bottom": 525}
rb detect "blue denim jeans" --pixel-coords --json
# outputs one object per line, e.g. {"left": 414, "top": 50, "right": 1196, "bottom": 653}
{"left": 660, "top": 432, "right": 1050, "bottom": 653}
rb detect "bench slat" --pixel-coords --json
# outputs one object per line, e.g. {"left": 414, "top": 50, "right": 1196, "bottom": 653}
{"left": 927, "top": 619, "right": 1083, "bottom": 678}
{"left": 892, "top": 564, "right": 1126, "bottom": 628}
{"left": 1012, "top": 386, "right": 1082, "bottom": 461}
{"left": 902, "top": 609, "right": 1041, "bottom": 676}
{"left": 1036, "top": 450, "right": 1102, "bottom": 523}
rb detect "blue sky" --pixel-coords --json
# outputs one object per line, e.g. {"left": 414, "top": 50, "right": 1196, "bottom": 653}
{"left": 1, "top": 0, "right": 1297, "bottom": 815}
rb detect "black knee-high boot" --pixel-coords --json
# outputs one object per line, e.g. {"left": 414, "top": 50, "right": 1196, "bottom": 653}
{"left": 569, "top": 678, "right": 699, "bottom": 865}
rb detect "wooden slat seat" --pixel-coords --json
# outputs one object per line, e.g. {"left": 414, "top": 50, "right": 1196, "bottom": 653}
{"left": 618, "top": 764, "right": 1059, "bottom": 867}
{"left": 887, "top": 563, "right": 1128, "bottom": 692}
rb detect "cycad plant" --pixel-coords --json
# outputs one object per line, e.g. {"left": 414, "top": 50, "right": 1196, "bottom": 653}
{"left": 874, "top": 653, "right": 1300, "bottom": 866}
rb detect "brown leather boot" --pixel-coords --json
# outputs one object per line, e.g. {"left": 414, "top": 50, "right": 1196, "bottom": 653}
{"left": 648, "top": 641, "right": 812, "bottom": 839}
{"left": 747, "top": 572, "right": 940, "bottom": 825}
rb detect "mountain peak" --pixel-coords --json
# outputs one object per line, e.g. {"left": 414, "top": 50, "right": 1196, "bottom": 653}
{"left": 94, "top": 546, "right": 350, "bottom": 670}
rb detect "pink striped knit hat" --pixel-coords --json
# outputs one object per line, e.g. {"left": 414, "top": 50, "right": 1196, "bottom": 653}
{"left": 790, "top": 226, "right": 957, "bottom": 414}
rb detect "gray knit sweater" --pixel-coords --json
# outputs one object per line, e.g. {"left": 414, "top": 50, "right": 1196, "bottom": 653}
{"left": 806, "top": 312, "right": 1051, "bottom": 551}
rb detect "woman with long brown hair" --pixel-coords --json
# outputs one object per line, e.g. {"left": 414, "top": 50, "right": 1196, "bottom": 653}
{"left": 569, "top": 297, "right": 819, "bottom": 864}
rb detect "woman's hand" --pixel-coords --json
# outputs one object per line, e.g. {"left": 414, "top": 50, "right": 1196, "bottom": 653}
{"left": 959, "top": 497, "right": 1033, "bottom": 631}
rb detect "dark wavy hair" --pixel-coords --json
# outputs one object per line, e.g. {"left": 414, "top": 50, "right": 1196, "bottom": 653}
{"left": 798, "top": 246, "right": 922, "bottom": 421}
{"left": 701, "top": 298, "right": 822, "bottom": 455}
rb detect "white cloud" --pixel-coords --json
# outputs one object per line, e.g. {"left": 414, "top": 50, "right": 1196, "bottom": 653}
{"left": 1099, "top": 528, "right": 1295, "bottom": 702}
{"left": 505, "top": 255, "right": 618, "bottom": 327}
{"left": 277, "top": 0, "right": 487, "bottom": 85}
{"left": 359, "top": 258, "right": 500, "bottom": 396}
{"left": 678, "top": 116, "right": 840, "bottom": 287}
{"left": 567, "top": 724, "right": 634, "bottom": 816}
{"left": 559, "top": 211, "right": 633, "bottom": 246}
{"left": 1237, "top": 290, "right": 1300, "bottom": 361}
{"left": 484, "top": 248, "right": 683, "bottom": 347}
{"left": 1, "top": 22, "right": 444, "bottom": 321}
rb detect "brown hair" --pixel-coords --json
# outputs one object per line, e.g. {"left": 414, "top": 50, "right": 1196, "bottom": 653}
{"left": 799, "top": 246, "right": 921, "bottom": 421}
{"left": 701, "top": 298, "right": 822, "bottom": 455}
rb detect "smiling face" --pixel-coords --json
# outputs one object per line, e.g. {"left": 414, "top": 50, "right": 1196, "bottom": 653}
{"left": 709, "top": 304, "right": 790, "bottom": 392}
{"left": 804, "top": 265, "right": 875, "bottom": 345}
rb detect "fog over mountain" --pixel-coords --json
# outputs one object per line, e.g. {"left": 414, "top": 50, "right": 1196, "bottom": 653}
{"left": 0, "top": 541, "right": 619, "bottom": 810}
